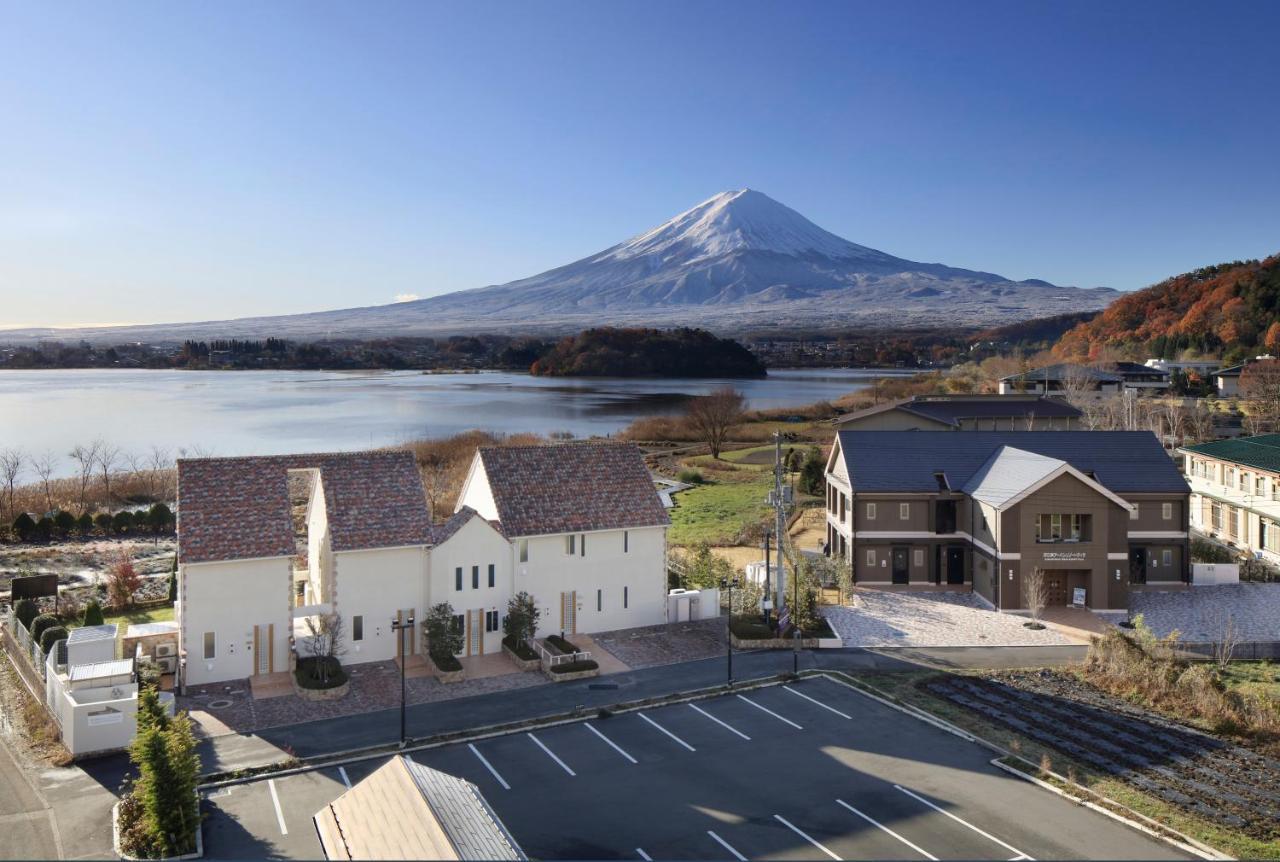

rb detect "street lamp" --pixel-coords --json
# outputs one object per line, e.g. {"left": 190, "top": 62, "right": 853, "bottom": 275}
{"left": 720, "top": 575, "right": 737, "bottom": 687}
{"left": 390, "top": 614, "right": 415, "bottom": 748}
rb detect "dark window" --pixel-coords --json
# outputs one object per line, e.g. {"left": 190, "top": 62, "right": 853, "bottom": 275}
{"left": 352, "top": 615, "right": 364, "bottom": 642}
{"left": 485, "top": 611, "right": 499, "bottom": 632}
{"left": 451, "top": 614, "right": 464, "bottom": 635}
{"left": 935, "top": 500, "right": 957, "bottom": 534}
{"left": 455, "top": 567, "right": 462, "bottom": 591}
{"left": 597, "top": 589, "right": 602, "bottom": 612}
{"left": 624, "top": 530, "right": 629, "bottom": 553}
{"left": 488, "top": 564, "right": 495, "bottom": 588}
{"left": 623, "top": 586, "right": 629, "bottom": 609}
{"left": 472, "top": 565, "right": 479, "bottom": 589}
{"left": 581, "top": 534, "right": 586, "bottom": 556}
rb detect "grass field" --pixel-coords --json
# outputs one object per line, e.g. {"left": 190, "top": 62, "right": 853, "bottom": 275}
{"left": 67, "top": 604, "right": 175, "bottom": 629}
{"left": 667, "top": 472, "right": 774, "bottom": 546}
{"left": 1222, "top": 661, "right": 1280, "bottom": 701}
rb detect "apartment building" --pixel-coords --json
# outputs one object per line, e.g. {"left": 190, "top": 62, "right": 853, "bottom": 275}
{"left": 825, "top": 431, "right": 1191, "bottom": 611}
{"left": 833, "top": 394, "right": 1082, "bottom": 432}
{"left": 1179, "top": 434, "right": 1280, "bottom": 568}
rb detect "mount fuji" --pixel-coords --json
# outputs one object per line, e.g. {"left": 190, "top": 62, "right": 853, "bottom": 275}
{"left": 6, "top": 190, "right": 1117, "bottom": 342}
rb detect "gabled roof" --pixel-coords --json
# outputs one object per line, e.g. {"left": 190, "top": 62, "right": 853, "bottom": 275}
{"left": 1111, "top": 361, "right": 1170, "bottom": 377}
{"left": 432, "top": 506, "right": 504, "bottom": 544}
{"left": 834, "top": 395, "right": 1082, "bottom": 429}
{"left": 473, "top": 442, "right": 670, "bottom": 538}
{"left": 999, "top": 363, "right": 1122, "bottom": 383}
{"left": 178, "top": 450, "right": 431, "bottom": 564}
{"left": 834, "top": 431, "right": 1189, "bottom": 495}
{"left": 1180, "top": 434, "right": 1280, "bottom": 473}
{"left": 962, "top": 445, "right": 1133, "bottom": 511}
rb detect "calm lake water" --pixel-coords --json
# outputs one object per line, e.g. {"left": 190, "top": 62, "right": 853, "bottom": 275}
{"left": 2, "top": 367, "right": 910, "bottom": 475}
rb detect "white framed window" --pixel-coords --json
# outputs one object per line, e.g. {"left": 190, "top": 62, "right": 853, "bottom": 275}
{"left": 580, "top": 534, "right": 586, "bottom": 556}
{"left": 1162, "top": 502, "right": 1173, "bottom": 520}
{"left": 1239, "top": 472, "right": 1248, "bottom": 491}
{"left": 565, "top": 534, "right": 576, "bottom": 555}
{"left": 472, "top": 565, "right": 479, "bottom": 589}
{"left": 455, "top": 567, "right": 463, "bottom": 590}
{"left": 912, "top": 548, "right": 923, "bottom": 567}
{"left": 1162, "top": 549, "right": 1173, "bottom": 566}
{"left": 203, "top": 632, "right": 216, "bottom": 660}
{"left": 865, "top": 549, "right": 876, "bottom": 566}
{"left": 866, "top": 502, "right": 877, "bottom": 521}
{"left": 485, "top": 610, "right": 500, "bottom": 632}
{"left": 899, "top": 503, "right": 910, "bottom": 520}
{"left": 519, "top": 540, "right": 529, "bottom": 563}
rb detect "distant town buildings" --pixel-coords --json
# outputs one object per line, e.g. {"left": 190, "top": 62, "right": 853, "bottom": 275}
{"left": 833, "top": 394, "right": 1083, "bottom": 432}
{"left": 1179, "top": 434, "right": 1280, "bottom": 569}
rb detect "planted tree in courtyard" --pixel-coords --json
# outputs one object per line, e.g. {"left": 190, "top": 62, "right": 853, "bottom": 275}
{"left": 679, "top": 543, "right": 736, "bottom": 590}
{"left": 1023, "top": 566, "right": 1049, "bottom": 626}
{"left": 302, "top": 612, "right": 346, "bottom": 686}
{"left": 425, "top": 602, "right": 464, "bottom": 664}
{"left": 82, "top": 599, "right": 105, "bottom": 627}
{"left": 685, "top": 386, "right": 745, "bottom": 459}
{"left": 106, "top": 549, "right": 143, "bottom": 610}
{"left": 502, "top": 592, "right": 541, "bottom": 650}
{"left": 122, "top": 689, "right": 200, "bottom": 858}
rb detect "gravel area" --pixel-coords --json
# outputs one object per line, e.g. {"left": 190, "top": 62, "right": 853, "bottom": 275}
{"left": 593, "top": 618, "right": 727, "bottom": 668}
{"left": 1130, "top": 583, "right": 1280, "bottom": 642}
{"left": 823, "top": 590, "right": 1073, "bottom": 647}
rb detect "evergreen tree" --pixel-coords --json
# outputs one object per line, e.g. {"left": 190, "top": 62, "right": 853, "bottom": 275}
{"left": 82, "top": 599, "right": 105, "bottom": 627}
{"left": 798, "top": 446, "right": 825, "bottom": 495}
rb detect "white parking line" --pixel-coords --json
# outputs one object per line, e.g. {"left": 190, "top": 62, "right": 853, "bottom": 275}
{"left": 689, "top": 703, "right": 751, "bottom": 740}
{"left": 784, "top": 685, "right": 852, "bottom": 719}
{"left": 836, "top": 799, "right": 937, "bottom": 860}
{"left": 638, "top": 712, "right": 696, "bottom": 752}
{"left": 774, "top": 814, "right": 840, "bottom": 860}
{"left": 737, "top": 694, "right": 802, "bottom": 729}
{"left": 586, "top": 722, "right": 637, "bottom": 764}
{"left": 468, "top": 742, "right": 511, "bottom": 790}
{"left": 636, "top": 849, "right": 652, "bottom": 861}
{"left": 894, "top": 785, "right": 1031, "bottom": 859}
{"left": 527, "top": 732, "right": 576, "bottom": 776}
{"left": 708, "top": 830, "right": 748, "bottom": 861}
{"left": 337, "top": 766, "right": 352, "bottom": 789}
{"left": 267, "top": 779, "right": 288, "bottom": 835}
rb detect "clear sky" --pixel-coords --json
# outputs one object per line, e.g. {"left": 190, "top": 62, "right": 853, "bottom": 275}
{"left": 2, "top": 0, "right": 1278, "bottom": 328}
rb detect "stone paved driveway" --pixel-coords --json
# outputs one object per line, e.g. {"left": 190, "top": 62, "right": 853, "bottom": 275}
{"left": 823, "top": 590, "right": 1073, "bottom": 647}
{"left": 593, "top": 618, "right": 726, "bottom": 668}
{"left": 1130, "top": 583, "right": 1280, "bottom": 641}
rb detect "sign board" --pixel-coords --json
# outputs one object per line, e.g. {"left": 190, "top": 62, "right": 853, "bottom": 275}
{"left": 1043, "top": 551, "right": 1087, "bottom": 562}
{"left": 10, "top": 573, "right": 58, "bottom": 601}
{"left": 1071, "top": 587, "right": 1087, "bottom": 607}
{"left": 87, "top": 710, "right": 124, "bottom": 727}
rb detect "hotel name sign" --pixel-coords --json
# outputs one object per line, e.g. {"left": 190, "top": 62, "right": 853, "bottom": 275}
{"left": 1042, "top": 550, "right": 1087, "bottom": 562}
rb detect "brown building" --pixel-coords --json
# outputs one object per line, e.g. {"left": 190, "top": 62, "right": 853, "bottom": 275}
{"left": 825, "top": 431, "right": 1190, "bottom": 611}
{"left": 833, "top": 394, "right": 1083, "bottom": 432}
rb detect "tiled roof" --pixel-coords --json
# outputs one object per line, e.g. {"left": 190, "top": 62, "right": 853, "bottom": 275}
{"left": 431, "top": 506, "right": 505, "bottom": 544}
{"left": 476, "top": 442, "right": 670, "bottom": 538}
{"left": 178, "top": 450, "right": 431, "bottom": 564}
{"left": 835, "top": 431, "right": 1189, "bottom": 494}
{"left": 1180, "top": 434, "right": 1280, "bottom": 473}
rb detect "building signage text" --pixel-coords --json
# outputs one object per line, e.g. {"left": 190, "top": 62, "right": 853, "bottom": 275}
{"left": 1042, "top": 550, "right": 1087, "bottom": 561}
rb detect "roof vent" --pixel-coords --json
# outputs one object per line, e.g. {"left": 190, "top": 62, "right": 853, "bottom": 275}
{"left": 934, "top": 472, "right": 950, "bottom": 491}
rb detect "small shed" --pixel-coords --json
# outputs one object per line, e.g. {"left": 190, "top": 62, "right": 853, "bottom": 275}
{"left": 68, "top": 659, "right": 134, "bottom": 692}
{"left": 66, "top": 624, "right": 119, "bottom": 668}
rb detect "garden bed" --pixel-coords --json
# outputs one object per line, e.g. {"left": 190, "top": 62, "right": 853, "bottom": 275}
{"left": 502, "top": 637, "right": 540, "bottom": 671}
{"left": 429, "top": 653, "right": 464, "bottom": 683}
{"left": 545, "top": 658, "right": 599, "bottom": 682}
{"left": 293, "top": 657, "right": 349, "bottom": 699}
{"left": 544, "top": 634, "right": 580, "bottom": 655}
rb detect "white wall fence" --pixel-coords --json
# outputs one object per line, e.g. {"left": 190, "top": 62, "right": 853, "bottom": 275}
{"left": 532, "top": 638, "right": 592, "bottom": 669}
{"left": 1192, "top": 563, "right": 1240, "bottom": 586}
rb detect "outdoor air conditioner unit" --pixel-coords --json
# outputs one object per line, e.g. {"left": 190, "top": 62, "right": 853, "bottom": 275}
{"left": 155, "top": 643, "right": 176, "bottom": 658}
{"left": 158, "top": 656, "right": 178, "bottom": 674}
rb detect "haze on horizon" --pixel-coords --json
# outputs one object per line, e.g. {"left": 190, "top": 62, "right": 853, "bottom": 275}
{"left": 2, "top": 1, "right": 1278, "bottom": 330}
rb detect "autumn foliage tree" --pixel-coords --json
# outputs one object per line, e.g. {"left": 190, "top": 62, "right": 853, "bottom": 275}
{"left": 106, "top": 549, "right": 143, "bottom": 610}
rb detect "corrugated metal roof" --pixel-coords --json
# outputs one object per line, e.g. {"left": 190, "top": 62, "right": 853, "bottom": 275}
{"left": 1181, "top": 434, "right": 1280, "bottom": 473}
{"left": 69, "top": 658, "right": 133, "bottom": 682}
{"left": 836, "top": 431, "right": 1189, "bottom": 494}
{"left": 68, "top": 624, "right": 119, "bottom": 644}
{"left": 962, "top": 446, "right": 1066, "bottom": 508}
{"left": 405, "top": 758, "right": 524, "bottom": 861}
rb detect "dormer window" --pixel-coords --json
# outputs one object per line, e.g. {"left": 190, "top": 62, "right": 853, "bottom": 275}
{"left": 934, "top": 472, "right": 950, "bottom": 491}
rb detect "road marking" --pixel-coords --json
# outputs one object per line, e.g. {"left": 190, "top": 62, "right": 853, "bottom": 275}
{"left": 337, "top": 766, "right": 352, "bottom": 789}
{"left": 639, "top": 712, "right": 696, "bottom": 751}
{"left": 527, "top": 732, "right": 576, "bottom": 776}
{"left": 468, "top": 742, "right": 511, "bottom": 790}
{"left": 736, "top": 694, "right": 802, "bottom": 729}
{"left": 784, "top": 685, "right": 852, "bottom": 719}
{"left": 636, "top": 849, "right": 652, "bottom": 861}
{"left": 586, "top": 722, "right": 637, "bottom": 764}
{"left": 708, "top": 830, "right": 748, "bottom": 861}
{"left": 689, "top": 703, "right": 751, "bottom": 740}
{"left": 894, "top": 785, "right": 1031, "bottom": 859}
{"left": 774, "top": 814, "right": 840, "bottom": 860}
{"left": 836, "top": 799, "right": 936, "bottom": 860}
{"left": 267, "top": 779, "right": 288, "bottom": 835}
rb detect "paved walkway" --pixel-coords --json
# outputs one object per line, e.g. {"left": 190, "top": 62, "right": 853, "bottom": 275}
{"left": 823, "top": 590, "right": 1074, "bottom": 647}
{"left": 1132, "top": 583, "right": 1280, "bottom": 641}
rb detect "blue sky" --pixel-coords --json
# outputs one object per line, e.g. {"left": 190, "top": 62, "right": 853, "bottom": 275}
{"left": 2, "top": 0, "right": 1278, "bottom": 328}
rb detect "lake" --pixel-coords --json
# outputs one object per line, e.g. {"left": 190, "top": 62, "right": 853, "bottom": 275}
{"left": 2, "top": 367, "right": 910, "bottom": 474}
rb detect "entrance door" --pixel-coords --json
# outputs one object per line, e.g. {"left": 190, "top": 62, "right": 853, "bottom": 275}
{"left": 946, "top": 547, "right": 965, "bottom": 584}
{"left": 468, "top": 610, "right": 483, "bottom": 656}
{"left": 1045, "top": 572, "right": 1069, "bottom": 606}
{"left": 560, "top": 591, "right": 577, "bottom": 635}
{"left": 1129, "top": 548, "right": 1147, "bottom": 584}
{"left": 254, "top": 624, "right": 273, "bottom": 675}
{"left": 890, "top": 548, "right": 909, "bottom": 584}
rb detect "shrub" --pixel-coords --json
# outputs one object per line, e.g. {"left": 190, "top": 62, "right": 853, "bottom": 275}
{"left": 111, "top": 511, "right": 134, "bottom": 534}
{"left": 294, "top": 656, "right": 348, "bottom": 690}
{"left": 545, "top": 634, "right": 580, "bottom": 655}
{"left": 94, "top": 512, "right": 113, "bottom": 534}
{"left": 424, "top": 602, "right": 463, "bottom": 662}
{"left": 39, "top": 626, "right": 68, "bottom": 654}
{"left": 75, "top": 513, "right": 94, "bottom": 535}
{"left": 430, "top": 652, "right": 463, "bottom": 672}
{"left": 550, "top": 659, "right": 599, "bottom": 674}
{"left": 729, "top": 616, "right": 774, "bottom": 640}
{"left": 106, "top": 549, "right": 142, "bottom": 610}
{"left": 82, "top": 599, "right": 105, "bottom": 627}
{"left": 14, "top": 598, "right": 38, "bottom": 630}
{"left": 30, "top": 613, "right": 59, "bottom": 643}
{"left": 11, "top": 512, "right": 36, "bottom": 541}
{"left": 502, "top": 635, "right": 538, "bottom": 661}
{"left": 58, "top": 591, "right": 84, "bottom": 624}
{"left": 502, "top": 591, "right": 541, "bottom": 646}
{"left": 677, "top": 468, "right": 705, "bottom": 485}
{"left": 53, "top": 510, "right": 76, "bottom": 537}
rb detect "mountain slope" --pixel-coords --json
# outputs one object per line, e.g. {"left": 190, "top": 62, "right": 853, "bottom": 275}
{"left": 1, "top": 189, "right": 1117, "bottom": 343}
{"left": 1053, "top": 254, "right": 1280, "bottom": 362}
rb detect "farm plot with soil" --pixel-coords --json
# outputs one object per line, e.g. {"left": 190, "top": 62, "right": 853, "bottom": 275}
{"left": 925, "top": 670, "right": 1280, "bottom": 844}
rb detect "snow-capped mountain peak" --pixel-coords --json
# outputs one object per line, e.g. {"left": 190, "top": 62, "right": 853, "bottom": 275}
{"left": 603, "top": 189, "right": 888, "bottom": 264}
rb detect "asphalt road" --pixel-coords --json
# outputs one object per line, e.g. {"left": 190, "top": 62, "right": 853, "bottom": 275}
{"left": 0, "top": 729, "right": 60, "bottom": 861}
{"left": 203, "top": 675, "right": 1186, "bottom": 861}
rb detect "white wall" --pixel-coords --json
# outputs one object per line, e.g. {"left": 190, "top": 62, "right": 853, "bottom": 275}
{"left": 332, "top": 545, "right": 428, "bottom": 665}
{"left": 456, "top": 456, "right": 498, "bottom": 522}
{"left": 179, "top": 556, "right": 292, "bottom": 687}
{"left": 305, "top": 472, "right": 335, "bottom": 603}
{"left": 427, "top": 517, "right": 512, "bottom": 656}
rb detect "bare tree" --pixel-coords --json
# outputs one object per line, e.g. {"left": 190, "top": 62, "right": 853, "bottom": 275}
{"left": 1185, "top": 400, "right": 1217, "bottom": 443}
{"left": 147, "top": 445, "right": 173, "bottom": 501}
{"left": 1060, "top": 364, "right": 1099, "bottom": 409}
{"left": 95, "top": 441, "right": 122, "bottom": 504}
{"left": 32, "top": 451, "right": 56, "bottom": 515}
{"left": 1023, "top": 566, "right": 1049, "bottom": 624}
{"left": 685, "top": 387, "right": 745, "bottom": 459}
{"left": 417, "top": 452, "right": 450, "bottom": 521}
{"left": 303, "top": 612, "right": 347, "bottom": 685}
{"left": 68, "top": 440, "right": 101, "bottom": 515}
{"left": 1208, "top": 610, "right": 1241, "bottom": 670}
{"left": 0, "top": 448, "right": 24, "bottom": 521}
{"left": 1240, "top": 359, "right": 1280, "bottom": 436}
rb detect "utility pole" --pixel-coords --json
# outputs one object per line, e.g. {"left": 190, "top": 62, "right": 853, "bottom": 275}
{"left": 771, "top": 431, "right": 789, "bottom": 620}
{"left": 762, "top": 530, "right": 772, "bottom": 627}
{"left": 390, "top": 614, "right": 415, "bottom": 748}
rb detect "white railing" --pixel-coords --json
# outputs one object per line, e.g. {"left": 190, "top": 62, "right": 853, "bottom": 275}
{"left": 532, "top": 638, "right": 592, "bottom": 668}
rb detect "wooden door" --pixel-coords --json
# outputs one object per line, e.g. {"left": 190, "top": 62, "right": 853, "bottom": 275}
{"left": 1045, "top": 572, "right": 1069, "bottom": 606}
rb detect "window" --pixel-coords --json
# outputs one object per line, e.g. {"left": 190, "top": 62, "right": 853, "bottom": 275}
{"left": 899, "top": 503, "right": 910, "bottom": 520}
{"left": 203, "top": 632, "right": 215, "bottom": 660}
{"left": 352, "top": 616, "right": 363, "bottom": 642}
{"left": 1257, "top": 476, "right": 1266, "bottom": 496}
{"left": 1211, "top": 503, "right": 1223, "bottom": 531}
{"left": 1130, "top": 504, "right": 1139, "bottom": 521}
{"left": 471, "top": 565, "right": 479, "bottom": 589}
{"left": 1050, "top": 513, "right": 1062, "bottom": 540}
{"left": 488, "top": 564, "right": 495, "bottom": 588}
{"left": 1036, "top": 513, "right": 1089, "bottom": 542}
{"left": 913, "top": 549, "right": 924, "bottom": 567}
{"left": 623, "top": 530, "right": 629, "bottom": 553}
{"left": 455, "top": 567, "right": 463, "bottom": 591}
{"left": 623, "top": 586, "right": 629, "bottom": 609}
{"left": 485, "top": 610, "right": 500, "bottom": 632}
{"left": 866, "top": 549, "right": 876, "bottom": 566}
{"left": 1162, "top": 549, "right": 1173, "bottom": 566}
{"left": 1226, "top": 467, "right": 1235, "bottom": 487}
{"left": 866, "top": 502, "right": 877, "bottom": 521}
{"left": 1162, "top": 502, "right": 1173, "bottom": 521}
{"left": 580, "top": 534, "right": 586, "bottom": 556}
{"left": 1239, "top": 472, "right": 1248, "bottom": 491}
{"left": 519, "top": 540, "right": 529, "bottom": 563}
{"left": 597, "top": 589, "right": 602, "bottom": 612}
{"left": 451, "top": 614, "right": 464, "bottom": 636}
{"left": 565, "top": 534, "right": 576, "bottom": 555}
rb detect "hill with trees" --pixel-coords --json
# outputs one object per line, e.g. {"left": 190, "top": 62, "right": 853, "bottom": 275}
{"left": 1053, "top": 255, "right": 1280, "bottom": 363}
{"left": 530, "top": 327, "right": 766, "bottom": 378}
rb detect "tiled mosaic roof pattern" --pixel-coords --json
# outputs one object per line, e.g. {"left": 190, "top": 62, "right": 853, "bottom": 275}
{"left": 477, "top": 442, "right": 670, "bottom": 538}
{"left": 1181, "top": 434, "right": 1280, "bottom": 474}
{"left": 178, "top": 450, "right": 431, "bottom": 564}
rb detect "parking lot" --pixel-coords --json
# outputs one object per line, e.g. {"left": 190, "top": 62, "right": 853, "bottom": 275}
{"left": 202, "top": 676, "right": 1190, "bottom": 860}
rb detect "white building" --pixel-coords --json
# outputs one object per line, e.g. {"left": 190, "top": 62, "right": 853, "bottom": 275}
{"left": 1179, "top": 434, "right": 1280, "bottom": 569}
{"left": 175, "top": 444, "right": 669, "bottom": 689}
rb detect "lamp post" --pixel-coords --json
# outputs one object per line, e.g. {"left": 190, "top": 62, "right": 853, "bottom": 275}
{"left": 720, "top": 576, "right": 736, "bottom": 686}
{"left": 793, "top": 552, "right": 801, "bottom": 675}
{"left": 390, "top": 614, "right": 415, "bottom": 748}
